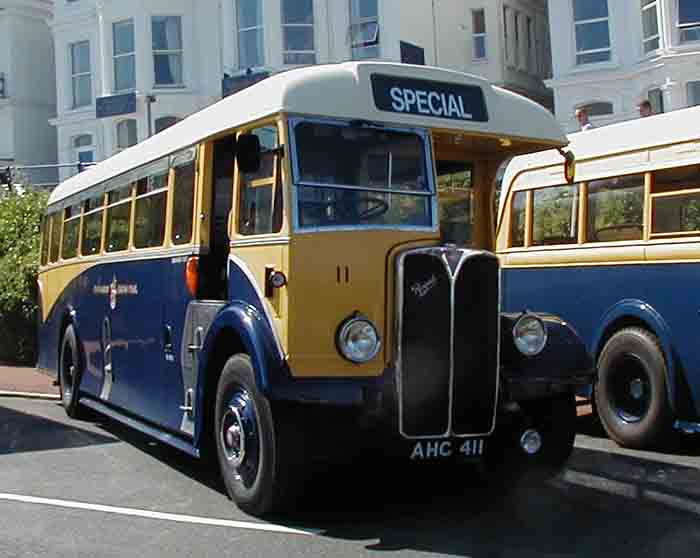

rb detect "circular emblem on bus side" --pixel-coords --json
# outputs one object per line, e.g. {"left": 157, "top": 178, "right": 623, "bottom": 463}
{"left": 109, "top": 276, "right": 118, "bottom": 310}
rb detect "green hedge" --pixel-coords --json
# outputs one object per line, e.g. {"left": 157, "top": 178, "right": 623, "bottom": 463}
{"left": 0, "top": 189, "right": 48, "bottom": 364}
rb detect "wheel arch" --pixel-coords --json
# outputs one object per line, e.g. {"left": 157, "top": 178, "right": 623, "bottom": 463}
{"left": 592, "top": 299, "right": 691, "bottom": 417}
{"left": 193, "top": 303, "right": 285, "bottom": 449}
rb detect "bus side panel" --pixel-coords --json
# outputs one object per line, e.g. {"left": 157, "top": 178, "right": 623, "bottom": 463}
{"left": 502, "top": 263, "right": 700, "bottom": 420}
{"left": 38, "top": 265, "right": 106, "bottom": 398}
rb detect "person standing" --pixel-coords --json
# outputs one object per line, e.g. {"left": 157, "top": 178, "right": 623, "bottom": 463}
{"left": 575, "top": 107, "right": 594, "bottom": 131}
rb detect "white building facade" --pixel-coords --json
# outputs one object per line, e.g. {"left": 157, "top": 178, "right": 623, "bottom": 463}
{"left": 51, "top": 0, "right": 552, "bottom": 176}
{"left": 547, "top": 0, "right": 700, "bottom": 133}
{"left": 0, "top": 0, "right": 56, "bottom": 181}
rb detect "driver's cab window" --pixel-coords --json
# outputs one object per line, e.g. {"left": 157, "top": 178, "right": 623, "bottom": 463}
{"left": 437, "top": 160, "right": 473, "bottom": 245}
{"left": 237, "top": 125, "right": 283, "bottom": 235}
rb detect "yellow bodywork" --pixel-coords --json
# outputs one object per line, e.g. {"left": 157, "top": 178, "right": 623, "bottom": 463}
{"left": 38, "top": 262, "right": 97, "bottom": 322}
{"left": 285, "top": 231, "right": 438, "bottom": 378}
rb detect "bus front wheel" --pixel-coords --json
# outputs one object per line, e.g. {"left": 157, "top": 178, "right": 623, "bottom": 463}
{"left": 59, "top": 325, "right": 86, "bottom": 419}
{"left": 214, "top": 354, "right": 301, "bottom": 516}
{"left": 595, "top": 327, "right": 674, "bottom": 449}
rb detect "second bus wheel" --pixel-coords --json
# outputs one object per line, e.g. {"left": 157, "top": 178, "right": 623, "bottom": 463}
{"left": 595, "top": 328, "right": 675, "bottom": 449}
{"left": 59, "top": 324, "right": 87, "bottom": 419}
{"left": 214, "top": 354, "right": 302, "bottom": 516}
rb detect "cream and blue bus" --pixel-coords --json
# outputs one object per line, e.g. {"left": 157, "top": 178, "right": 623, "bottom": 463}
{"left": 499, "top": 106, "right": 700, "bottom": 450}
{"left": 38, "top": 62, "right": 593, "bottom": 516}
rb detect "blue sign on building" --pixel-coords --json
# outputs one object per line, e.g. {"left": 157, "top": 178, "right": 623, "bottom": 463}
{"left": 96, "top": 92, "right": 137, "bottom": 119}
{"left": 222, "top": 72, "right": 269, "bottom": 98}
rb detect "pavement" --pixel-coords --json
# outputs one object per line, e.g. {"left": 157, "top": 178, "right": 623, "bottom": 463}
{"left": 0, "top": 364, "right": 59, "bottom": 399}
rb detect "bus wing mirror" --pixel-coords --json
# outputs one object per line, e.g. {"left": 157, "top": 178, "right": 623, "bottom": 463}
{"left": 237, "top": 134, "right": 261, "bottom": 174}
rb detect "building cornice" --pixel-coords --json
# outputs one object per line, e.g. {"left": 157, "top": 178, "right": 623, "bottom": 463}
{"left": 547, "top": 49, "right": 700, "bottom": 88}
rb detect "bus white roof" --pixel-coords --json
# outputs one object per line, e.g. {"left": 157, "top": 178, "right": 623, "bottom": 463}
{"left": 501, "top": 105, "right": 700, "bottom": 201}
{"left": 50, "top": 61, "right": 566, "bottom": 207}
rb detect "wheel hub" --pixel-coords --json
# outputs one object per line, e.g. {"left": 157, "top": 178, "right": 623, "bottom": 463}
{"left": 221, "top": 406, "right": 246, "bottom": 467}
{"left": 630, "top": 378, "right": 644, "bottom": 400}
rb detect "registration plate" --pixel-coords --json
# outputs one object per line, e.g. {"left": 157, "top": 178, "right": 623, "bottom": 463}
{"left": 409, "top": 438, "right": 486, "bottom": 461}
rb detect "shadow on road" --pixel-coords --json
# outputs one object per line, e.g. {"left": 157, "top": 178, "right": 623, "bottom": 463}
{"left": 0, "top": 403, "right": 118, "bottom": 455}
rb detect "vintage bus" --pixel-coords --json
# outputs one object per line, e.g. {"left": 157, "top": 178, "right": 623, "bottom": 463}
{"left": 38, "top": 62, "right": 593, "bottom": 516}
{"left": 498, "top": 106, "right": 700, "bottom": 450}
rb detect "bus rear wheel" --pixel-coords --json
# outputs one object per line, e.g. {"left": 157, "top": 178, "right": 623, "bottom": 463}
{"left": 595, "top": 328, "right": 674, "bottom": 449}
{"left": 59, "top": 325, "right": 86, "bottom": 419}
{"left": 214, "top": 354, "right": 301, "bottom": 516}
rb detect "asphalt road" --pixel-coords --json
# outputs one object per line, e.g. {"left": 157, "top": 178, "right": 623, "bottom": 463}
{"left": 1, "top": 396, "right": 699, "bottom": 558}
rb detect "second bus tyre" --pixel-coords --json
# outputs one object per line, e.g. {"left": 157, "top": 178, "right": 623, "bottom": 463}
{"left": 59, "top": 324, "right": 87, "bottom": 419}
{"left": 595, "top": 327, "right": 674, "bottom": 449}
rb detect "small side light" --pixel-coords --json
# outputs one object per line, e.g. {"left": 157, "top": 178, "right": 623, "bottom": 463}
{"left": 265, "top": 267, "right": 287, "bottom": 298}
{"left": 185, "top": 256, "right": 199, "bottom": 297}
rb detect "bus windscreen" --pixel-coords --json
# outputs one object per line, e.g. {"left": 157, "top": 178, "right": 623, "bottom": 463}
{"left": 293, "top": 121, "right": 432, "bottom": 229}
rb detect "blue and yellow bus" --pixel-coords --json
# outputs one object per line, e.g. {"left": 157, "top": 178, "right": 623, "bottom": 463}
{"left": 498, "top": 106, "right": 700, "bottom": 450}
{"left": 38, "top": 62, "right": 592, "bottom": 515}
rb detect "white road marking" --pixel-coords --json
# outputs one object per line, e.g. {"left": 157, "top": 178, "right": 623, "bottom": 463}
{"left": 0, "top": 493, "right": 322, "bottom": 536}
{"left": 0, "top": 391, "right": 60, "bottom": 400}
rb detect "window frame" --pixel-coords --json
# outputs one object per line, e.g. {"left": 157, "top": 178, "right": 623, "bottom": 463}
{"left": 133, "top": 164, "right": 170, "bottom": 250}
{"left": 61, "top": 204, "right": 83, "bottom": 260}
{"left": 70, "top": 40, "right": 92, "bottom": 109}
{"left": 349, "top": 0, "right": 380, "bottom": 60}
{"left": 234, "top": 123, "right": 284, "bottom": 237}
{"left": 104, "top": 183, "right": 135, "bottom": 253}
{"left": 151, "top": 15, "right": 184, "bottom": 87}
{"left": 572, "top": 0, "right": 612, "bottom": 66}
{"left": 73, "top": 134, "right": 95, "bottom": 166}
{"left": 80, "top": 194, "right": 105, "bottom": 257}
{"left": 281, "top": 0, "right": 316, "bottom": 65}
{"left": 116, "top": 119, "right": 138, "bottom": 150}
{"left": 170, "top": 146, "right": 198, "bottom": 246}
{"left": 678, "top": 0, "right": 700, "bottom": 43}
{"left": 472, "top": 8, "right": 487, "bottom": 61}
{"left": 237, "top": 0, "right": 265, "bottom": 69}
{"left": 113, "top": 19, "right": 136, "bottom": 93}
{"left": 641, "top": 0, "right": 660, "bottom": 53}
{"left": 650, "top": 165, "right": 700, "bottom": 237}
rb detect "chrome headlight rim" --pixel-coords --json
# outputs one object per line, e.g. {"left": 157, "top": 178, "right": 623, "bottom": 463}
{"left": 336, "top": 315, "right": 381, "bottom": 364}
{"left": 512, "top": 313, "right": 547, "bottom": 357}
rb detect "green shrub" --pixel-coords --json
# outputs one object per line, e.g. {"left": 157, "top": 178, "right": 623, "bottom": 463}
{"left": 0, "top": 189, "right": 48, "bottom": 364}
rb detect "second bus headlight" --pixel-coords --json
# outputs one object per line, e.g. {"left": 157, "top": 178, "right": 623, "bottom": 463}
{"left": 513, "top": 314, "right": 547, "bottom": 357}
{"left": 337, "top": 316, "right": 381, "bottom": 363}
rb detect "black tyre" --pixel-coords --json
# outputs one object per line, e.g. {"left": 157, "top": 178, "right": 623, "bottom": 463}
{"left": 214, "top": 354, "right": 302, "bottom": 516}
{"left": 487, "top": 393, "right": 576, "bottom": 486}
{"left": 59, "top": 325, "right": 86, "bottom": 419}
{"left": 595, "top": 327, "right": 674, "bottom": 449}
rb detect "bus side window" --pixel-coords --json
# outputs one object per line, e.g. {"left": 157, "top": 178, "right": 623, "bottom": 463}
{"left": 237, "top": 125, "right": 282, "bottom": 236}
{"left": 587, "top": 174, "right": 644, "bottom": 242}
{"left": 105, "top": 184, "right": 133, "bottom": 252}
{"left": 171, "top": 149, "right": 197, "bottom": 245}
{"left": 510, "top": 191, "right": 527, "bottom": 247}
{"left": 134, "top": 163, "right": 168, "bottom": 249}
{"left": 82, "top": 195, "right": 104, "bottom": 256}
{"left": 61, "top": 204, "right": 81, "bottom": 260}
{"left": 532, "top": 184, "right": 579, "bottom": 246}
{"left": 651, "top": 165, "right": 700, "bottom": 235}
{"left": 40, "top": 216, "right": 50, "bottom": 266}
{"left": 49, "top": 212, "right": 62, "bottom": 263}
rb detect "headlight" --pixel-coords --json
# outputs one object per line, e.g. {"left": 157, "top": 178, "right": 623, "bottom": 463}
{"left": 513, "top": 314, "right": 547, "bottom": 357}
{"left": 337, "top": 316, "right": 381, "bottom": 363}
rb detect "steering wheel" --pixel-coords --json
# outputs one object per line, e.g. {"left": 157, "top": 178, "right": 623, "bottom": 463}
{"left": 356, "top": 196, "right": 390, "bottom": 220}
{"left": 300, "top": 196, "right": 389, "bottom": 222}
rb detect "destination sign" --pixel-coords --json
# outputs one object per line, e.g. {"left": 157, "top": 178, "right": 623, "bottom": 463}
{"left": 371, "top": 74, "right": 488, "bottom": 122}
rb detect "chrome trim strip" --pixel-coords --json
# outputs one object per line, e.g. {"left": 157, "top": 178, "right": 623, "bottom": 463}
{"left": 230, "top": 236, "right": 291, "bottom": 248}
{"left": 228, "top": 254, "right": 286, "bottom": 361}
{"left": 395, "top": 246, "right": 500, "bottom": 440}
